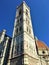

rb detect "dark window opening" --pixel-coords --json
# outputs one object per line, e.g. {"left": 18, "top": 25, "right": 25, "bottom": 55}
{"left": 16, "top": 28, "right": 18, "bottom": 33}
{"left": 17, "top": 19, "right": 19, "bottom": 24}
{"left": 27, "top": 27, "right": 28, "bottom": 32}
{"left": 19, "top": 9, "right": 22, "bottom": 16}
{"left": 29, "top": 29, "right": 31, "bottom": 34}
{"left": 42, "top": 51, "right": 45, "bottom": 54}
{"left": 19, "top": 26, "right": 22, "bottom": 32}
{"left": 26, "top": 18, "right": 29, "bottom": 25}
{"left": 0, "top": 52, "right": 1, "bottom": 56}
{"left": 0, "top": 51, "right": 2, "bottom": 57}
{"left": 26, "top": 9, "right": 28, "bottom": 16}
{"left": 43, "top": 56, "right": 45, "bottom": 59}
{"left": 20, "top": 17, "right": 22, "bottom": 22}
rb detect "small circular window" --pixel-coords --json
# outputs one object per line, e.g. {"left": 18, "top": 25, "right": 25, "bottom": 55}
{"left": 42, "top": 51, "right": 45, "bottom": 54}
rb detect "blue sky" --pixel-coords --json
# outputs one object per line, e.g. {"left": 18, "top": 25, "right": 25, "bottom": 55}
{"left": 0, "top": 0, "right": 49, "bottom": 47}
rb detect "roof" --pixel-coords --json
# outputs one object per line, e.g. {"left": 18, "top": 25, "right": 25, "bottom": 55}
{"left": 36, "top": 40, "right": 49, "bottom": 49}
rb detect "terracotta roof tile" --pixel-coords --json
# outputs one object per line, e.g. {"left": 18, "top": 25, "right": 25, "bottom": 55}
{"left": 36, "top": 40, "right": 49, "bottom": 49}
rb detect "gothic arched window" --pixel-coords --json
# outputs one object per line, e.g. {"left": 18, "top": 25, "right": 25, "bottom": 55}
{"left": 26, "top": 9, "right": 28, "bottom": 16}
{"left": 27, "top": 27, "right": 28, "bottom": 32}
{"left": 17, "top": 19, "right": 19, "bottom": 24}
{"left": 19, "top": 9, "right": 22, "bottom": 16}
{"left": 29, "top": 29, "right": 31, "bottom": 34}
{"left": 20, "top": 17, "right": 22, "bottom": 22}
{"left": 19, "top": 26, "right": 22, "bottom": 32}
{"left": 16, "top": 28, "right": 18, "bottom": 34}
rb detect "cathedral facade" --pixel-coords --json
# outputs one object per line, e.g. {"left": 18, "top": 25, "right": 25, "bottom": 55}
{"left": 0, "top": 1, "right": 49, "bottom": 65}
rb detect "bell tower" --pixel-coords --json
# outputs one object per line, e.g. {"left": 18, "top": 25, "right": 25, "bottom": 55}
{"left": 8, "top": 1, "right": 38, "bottom": 65}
